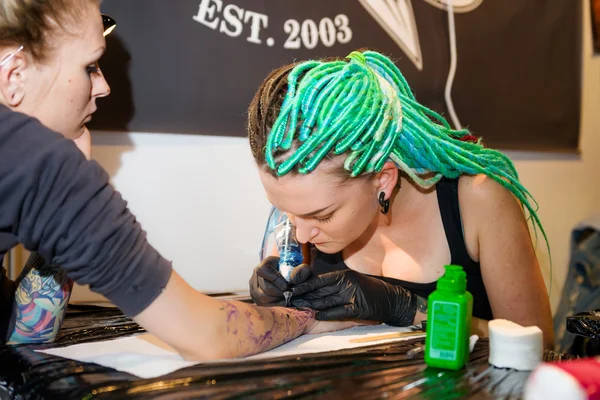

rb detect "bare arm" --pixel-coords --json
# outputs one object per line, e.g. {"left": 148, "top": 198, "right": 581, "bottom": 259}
{"left": 0, "top": 112, "right": 352, "bottom": 354}
{"left": 412, "top": 295, "right": 489, "bottom": 337}
{"left": 134, "top": 270, "right": 351, "bottom": 361}
{"left": 460, "top": 175, "right": 554, "bottom": 349}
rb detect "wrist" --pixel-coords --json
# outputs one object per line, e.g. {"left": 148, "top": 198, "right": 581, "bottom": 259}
{"left": 293, "top": 307, "right": 316, "bottom": 334}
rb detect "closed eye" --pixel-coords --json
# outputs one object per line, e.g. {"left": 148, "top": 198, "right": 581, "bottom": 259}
{"left": 86, "top": 63, "right": 101, "bottom": 75}
{"left": 315, "top": 214, "right": 334, "bottom": 224}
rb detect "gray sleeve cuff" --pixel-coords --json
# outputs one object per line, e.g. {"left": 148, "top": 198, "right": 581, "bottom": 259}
{"left": 100, "top": 247, "right": 173, "bottom": 317}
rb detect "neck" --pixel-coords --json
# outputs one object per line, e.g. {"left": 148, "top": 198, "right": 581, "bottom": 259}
{"left": 344, "top": 174, "right": 437, "bottom": 256}
{"left": 381, "top": 175, "right": 435, "bottom": 226}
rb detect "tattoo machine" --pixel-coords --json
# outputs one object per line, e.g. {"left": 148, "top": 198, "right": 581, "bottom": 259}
{"left": 274, "top": 215, "right": 303, "bottom": 306}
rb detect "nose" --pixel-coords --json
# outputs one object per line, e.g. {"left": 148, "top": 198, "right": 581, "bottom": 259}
{"left": 293, "top": 218, "right": 319, "bottom": 244}
{"left": 92, "top": 69, "right": 111, "bottom": 98}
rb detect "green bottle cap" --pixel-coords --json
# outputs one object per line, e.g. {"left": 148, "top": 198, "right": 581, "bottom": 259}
{"left": 437, "top": 265, "right": 467, "bottom": 293}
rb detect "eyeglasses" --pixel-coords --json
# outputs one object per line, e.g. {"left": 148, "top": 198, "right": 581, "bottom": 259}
{"left": 0, "top": 45, "right": 23, "bottom": 68}
{"left": 1, "top": 14, "right": 115, "bottom": 69}
{"left": 102, "top": 14, "right": 116, "bottom": 37}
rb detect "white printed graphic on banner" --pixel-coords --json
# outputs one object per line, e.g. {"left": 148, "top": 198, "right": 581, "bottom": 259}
{"left": 358, "top": 0, "right": 482, "bottom": 71}
{"left": 192, "top": 0, "right": 482, "bottom": 70}
{"left": 423, "top": 0, "right": 483, "bottom": 12}
{"left": 192, "top": 0, "right": 353, "bottom": 50}
{"left": 358, "top": 0, "right": 422, "bottom": 70}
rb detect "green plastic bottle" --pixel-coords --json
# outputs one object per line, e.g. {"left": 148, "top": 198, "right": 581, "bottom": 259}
{"left": 424, "top": 265, "right": 473, "bottom": 370}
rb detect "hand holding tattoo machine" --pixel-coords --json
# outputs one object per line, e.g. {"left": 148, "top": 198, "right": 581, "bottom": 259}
{"left": 274, "top": 215, "right": 303, "bottom": 306}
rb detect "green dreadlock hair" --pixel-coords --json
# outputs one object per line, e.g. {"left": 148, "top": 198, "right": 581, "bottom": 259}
{"left": 247, "top": 49, "right": 549, "bottom": 260}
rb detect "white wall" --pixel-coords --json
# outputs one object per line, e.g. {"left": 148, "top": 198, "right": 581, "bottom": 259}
{"left": 88, "top": 133, "right": 272, "bottom": 299}
{"left": 72, "top": 1, "right": 600, "bottom": 313}
{"left": 516, "top": 0, "right": 600, "bottom": 312}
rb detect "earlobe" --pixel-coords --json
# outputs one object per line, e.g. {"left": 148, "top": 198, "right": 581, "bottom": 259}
{"left": 4, "top": 83, "right": 25, "bottom": 106}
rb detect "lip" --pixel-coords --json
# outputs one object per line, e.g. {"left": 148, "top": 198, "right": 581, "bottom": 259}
{"left": 84, "top": 108, "right": 97, "bottom": 124}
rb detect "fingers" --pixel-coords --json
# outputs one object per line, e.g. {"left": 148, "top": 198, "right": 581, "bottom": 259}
{"left": 256, "top": 256, "right": 290, "bottom": 292}
{"left": 291, "top": 271, "right": 342, "bottom": 297}
{"left": 290, "top": 263, "right": 349, "bottom": 285}
{"left": 255, "top": 256, "right": 280, "bottom": 281}
{"left": 257, "top": 275, "right": 286, "bottom": 297}
{"left": 249, "top": 273, "right": 285, "bottom": 306}
{"left": 291, "top": 293, "right": 347, "bottom": 310}
{"left": 249, "top": 257, "right": 288, "bottom": 307}
{"left": 316, "top": 305, "right": 356, "bottom": 321}
{"left": 255, "top": 292, "right": 287, "bottom": 307}
{"left": 289, "top": 263, "right": 312, "bottom": 285}
{"left": 295, "top": 284, "right": 343, "bottom": 300}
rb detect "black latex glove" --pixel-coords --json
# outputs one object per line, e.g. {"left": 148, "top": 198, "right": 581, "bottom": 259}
{"left": 248, "top": 256, "right": 312, "bottom": 307}
{"left": 290, "top": 269, "right": 417, "bottom": 326}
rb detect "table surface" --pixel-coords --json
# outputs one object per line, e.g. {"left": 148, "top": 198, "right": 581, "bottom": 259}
{"left": 0, "top": 304, "right": 571, "bottom": 400}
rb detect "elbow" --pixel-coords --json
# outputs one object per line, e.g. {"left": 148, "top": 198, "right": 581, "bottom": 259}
{"left": 543, "top": 327, "right": 555, "bottom": 351}
{"left": 175, "top": 328, "right": 238, "bottom": 362}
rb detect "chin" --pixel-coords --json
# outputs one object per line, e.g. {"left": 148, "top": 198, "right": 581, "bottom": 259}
{"left": 314, "top": 242, "right": 345, "bottom": 254}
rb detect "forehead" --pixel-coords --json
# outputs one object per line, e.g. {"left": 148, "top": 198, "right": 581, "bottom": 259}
{"left": 259, "top": 166, "right": 367, "bottom": 215}
{"left": 53, "top": 5, "right": 105, "bottom": 56}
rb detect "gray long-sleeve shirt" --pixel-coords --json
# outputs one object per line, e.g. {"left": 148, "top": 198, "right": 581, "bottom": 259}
{"left": 0, "top": 105, "right": 172, "bottom": 340}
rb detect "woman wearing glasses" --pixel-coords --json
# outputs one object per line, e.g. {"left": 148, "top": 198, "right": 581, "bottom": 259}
{"left": 0, "top": 0, "right": 348, "bottom": 358}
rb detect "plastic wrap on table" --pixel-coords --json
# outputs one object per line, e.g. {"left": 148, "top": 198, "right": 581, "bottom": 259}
{"left": 567, "top": 309, "right": 600, "bottom": 341}
{"left": 0, "top": 306, "right": 575, "bottom": 400}
{"left": 566, "top": 309, "right": 600, "bottom": 356}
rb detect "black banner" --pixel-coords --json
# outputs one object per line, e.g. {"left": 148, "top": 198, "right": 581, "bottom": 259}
{"left": 91, "top": 0, "right": 581, "bottom": 151}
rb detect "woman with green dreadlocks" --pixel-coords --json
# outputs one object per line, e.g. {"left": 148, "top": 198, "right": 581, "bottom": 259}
{"left": 247, "top": 49, "right": 554, "bottom": 349}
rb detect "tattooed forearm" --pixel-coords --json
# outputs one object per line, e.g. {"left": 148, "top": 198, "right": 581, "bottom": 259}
{"left": 8, "top": 254, "right": 73, "bottom": 344}
{"left": 218, "top": 301, "right": 314, "bottom": 358}
{"left": 417, "top": 295, "right": 428, "bottom": 314}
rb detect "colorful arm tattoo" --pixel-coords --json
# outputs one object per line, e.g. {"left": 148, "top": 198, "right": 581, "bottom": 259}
{"left": 8, "top": 253, "right": 73, "bottom": 344}
{"left": 219, "top": 301, "right": 313, "bottom": 357}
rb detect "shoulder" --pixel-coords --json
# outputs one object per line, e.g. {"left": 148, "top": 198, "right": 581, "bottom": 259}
{"left": 457, "top": 174, "right": 521, "bottom": 210}
{"left": 0, "top": 106, "right": 108, "bottom": 202}
{"left": 0, "top": 105, "right": 64, "bottom": 149}
{"left": 457, "top": 173, "right": 530, "bottom": 237}
{"left": 455, "top": 174, "right": 528, "bottom": 260}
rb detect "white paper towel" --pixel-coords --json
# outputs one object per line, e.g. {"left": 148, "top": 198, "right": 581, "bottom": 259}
{"left": 488, "top": 319, "right": 543, "bottom": 371}
{"left": 37, "top": 324, "right": 424, "bottom": 378}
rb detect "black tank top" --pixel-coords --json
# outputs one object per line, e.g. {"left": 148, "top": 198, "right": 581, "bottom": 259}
{"left": 311, "top": 178, "right": 494, "bottom": 320}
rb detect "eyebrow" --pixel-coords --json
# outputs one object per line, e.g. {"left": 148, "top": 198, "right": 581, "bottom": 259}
{"left": 91, "top": 46, "right": 106, "bottom": 57}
